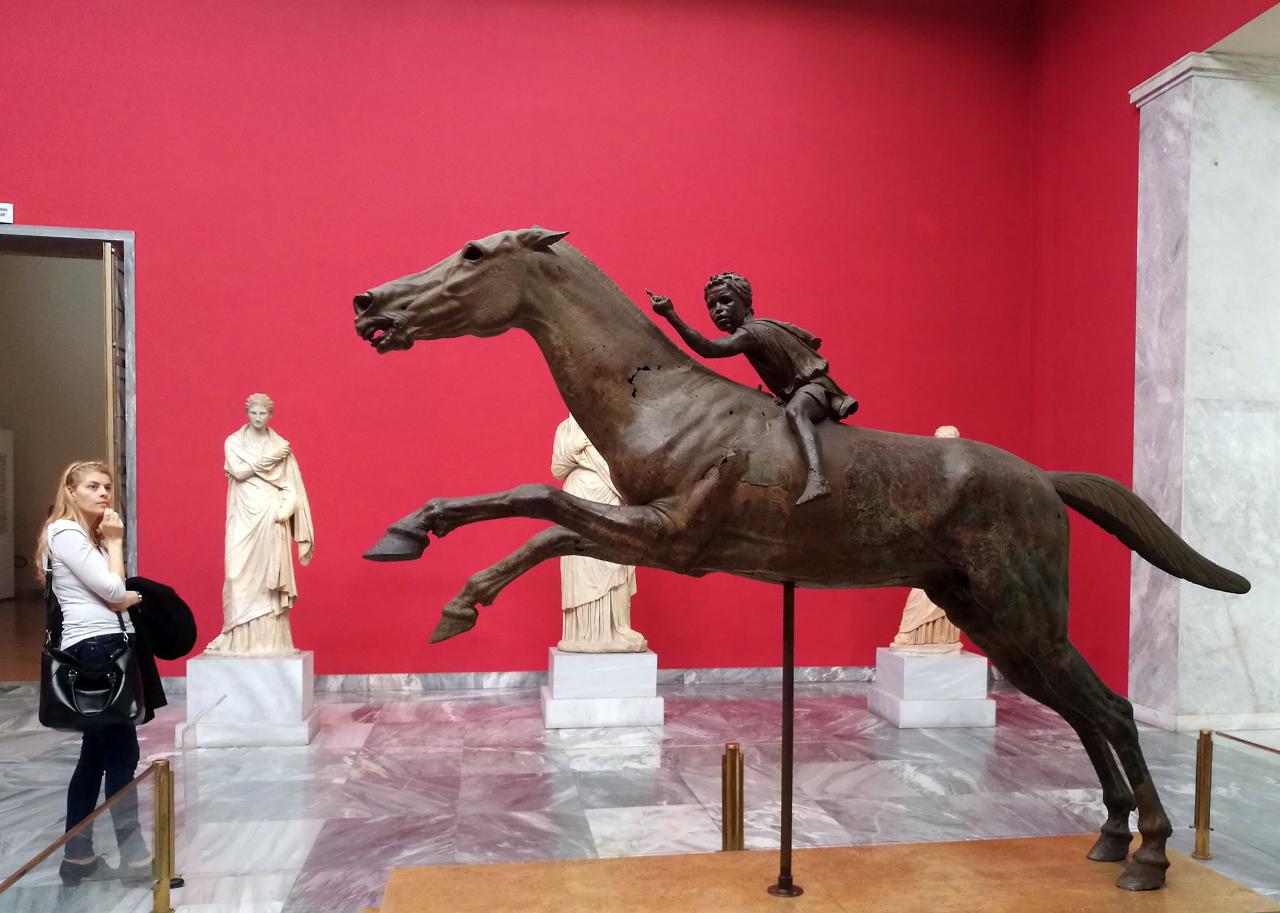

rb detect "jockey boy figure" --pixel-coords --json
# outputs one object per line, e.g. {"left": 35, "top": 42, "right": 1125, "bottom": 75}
{"left": 647, "top": 273, "right": 858, "bottom": 505}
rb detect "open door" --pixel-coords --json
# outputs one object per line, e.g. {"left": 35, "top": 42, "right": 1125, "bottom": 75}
{"left": 0, "top": 225, "right": 135, "bottom": 680}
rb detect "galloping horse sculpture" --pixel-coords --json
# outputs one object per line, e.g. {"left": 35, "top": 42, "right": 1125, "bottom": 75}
{"left": 352, "top": 227, "right": 1249, "bottom": 891}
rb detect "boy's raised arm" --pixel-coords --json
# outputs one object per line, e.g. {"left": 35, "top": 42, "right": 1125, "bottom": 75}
{"left": 646, "top": 289, "right": 749, "bottom": 358}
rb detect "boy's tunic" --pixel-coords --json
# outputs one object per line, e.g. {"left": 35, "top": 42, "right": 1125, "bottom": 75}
{"left": 738, "top": 318, "right": 857, "bottom": 419}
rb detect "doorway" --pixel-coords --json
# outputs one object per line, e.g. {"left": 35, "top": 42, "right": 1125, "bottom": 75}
{"left": 0, "top": 225, "right": 135, "bottom": 682}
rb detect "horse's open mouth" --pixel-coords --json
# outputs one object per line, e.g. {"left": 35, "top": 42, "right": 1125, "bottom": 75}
{"left": 357, "top": 316, "right": 410, "bottom": 354}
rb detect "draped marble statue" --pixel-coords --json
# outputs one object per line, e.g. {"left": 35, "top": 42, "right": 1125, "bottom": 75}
{"left": 206, "top": 393, "right": 314, "bottom": 656}
{"left": 550, "top": 414, "right": 646, "bottom": 653}
{"left": 890, "top": 426, "right": 962, "bottom": 654}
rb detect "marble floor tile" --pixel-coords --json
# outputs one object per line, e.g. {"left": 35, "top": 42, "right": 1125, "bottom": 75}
{"left": 172, "top": 871, "right": 299, "bottom": 907}
{"left": 0, "top": 731, "right": 75, "bottom": 763}
{"left": 0, "top": 681, "right": 1276, "bottom": 904}
{"left": 585, "top": 804, "right": 721, "bottom": 857}
{"left": 459, "top": 746, "right": 569, "bottom": 775}
{"left": 573, "top": 769, "right": 700, "bottom": 809}
{"left": 184, "top": 819, "right": 326, "bottom": 874}
{"left": 453, "top": 809, "right": 597, "bottom": 864}
{"left": 817, "top": 790, "right": 1087, "bottom": 846}
{"left": 360, "top": 722, "right": 465, "bottom": 751}
{"left": 461, "top": 715, "right": 548, "bottom": 750}
{"left": 0, "top": 878, "right": 152, "bottom": 913}
{"left": 346, "top": 747, "right": 463, "bottom": 782}
{"left": 303, "top": 814, "right": 455, "bottom": 870}
{"left": 194, "top": 774, "right": 460, "bottom": 823}
{"left": 458, "top": 772, "right": 582, "bottom": 814}
{"left": 309, "top": 722, "right": 373, "bottom": 751}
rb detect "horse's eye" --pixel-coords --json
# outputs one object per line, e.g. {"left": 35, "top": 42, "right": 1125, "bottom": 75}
{"left": 462, "top": 243, "right": 484, "bottom": 262}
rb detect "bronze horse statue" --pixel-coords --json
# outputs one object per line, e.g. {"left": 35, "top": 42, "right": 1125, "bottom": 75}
{"left": 352, "top": 227, "right": 1249, "bottom": 891}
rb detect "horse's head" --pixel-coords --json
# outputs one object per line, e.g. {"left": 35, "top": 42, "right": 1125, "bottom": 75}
{"left": 353, "top": 227, "right": 569, "bottom": 353}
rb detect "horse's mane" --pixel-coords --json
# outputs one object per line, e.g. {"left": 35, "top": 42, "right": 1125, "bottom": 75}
{"left": 554, "top": 240, "right": 707, "bottom": 364}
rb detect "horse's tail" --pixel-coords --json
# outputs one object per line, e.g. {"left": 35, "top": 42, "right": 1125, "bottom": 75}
{"left": 1050, "top": 472, "right": 1251, "bottom": 594}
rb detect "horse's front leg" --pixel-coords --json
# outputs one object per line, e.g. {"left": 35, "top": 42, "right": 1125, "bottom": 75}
{"left": 365, "top": 449, "right": 747, "bottom": 563}
{"left": 430, "top": 525, "right": 640, "bottom": 643}
{"left": 365, "top": 484, "right": 671, "bottom": 561}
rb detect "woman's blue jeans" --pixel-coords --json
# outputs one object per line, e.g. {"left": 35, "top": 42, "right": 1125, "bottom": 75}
{"left": 61, "top": 634, "right": 144, "bottom": 862}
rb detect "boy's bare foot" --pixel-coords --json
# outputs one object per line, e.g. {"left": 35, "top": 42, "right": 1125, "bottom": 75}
{"left": 796, "top": 474, "right": 832, "bottom": 505}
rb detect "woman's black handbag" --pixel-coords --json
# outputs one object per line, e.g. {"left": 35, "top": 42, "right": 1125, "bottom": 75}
{"left": 39, "top": 569, "right": 146, "bottom": 732}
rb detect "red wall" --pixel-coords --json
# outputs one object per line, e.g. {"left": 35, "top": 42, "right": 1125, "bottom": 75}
{"left": 1028, "top": 0, "right": 1274, "bottom": 690}
{"left": 9, "top": 0, "right": 1248, "bottom": 686}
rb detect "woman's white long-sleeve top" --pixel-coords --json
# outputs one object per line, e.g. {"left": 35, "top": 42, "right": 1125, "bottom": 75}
{"left": 46, "top": 519, "right": 134, "bottom": 648}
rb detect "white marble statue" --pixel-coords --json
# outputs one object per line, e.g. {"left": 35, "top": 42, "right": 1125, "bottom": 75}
{"left": 890, "top": 425, "right": 963, "bottom": 655}
{"left": 206, "top": 393, "right": 314, "bottom": 656}
{"left": 550, "top": 414, "right": 646, "bottom": 653}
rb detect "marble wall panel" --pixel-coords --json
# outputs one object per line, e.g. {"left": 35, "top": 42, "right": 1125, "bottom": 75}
{"left": 1130, "top": 80, "right": 1192, "bottom": 717}
{"left": 1180, "top": 399, "right": 1280, "bottom": 721}
{"left": 1184, "top": 76, "right": 1280, "bottom": 404}
{"left": 1132, "top": 54, "right": 1280, "bottom": 728}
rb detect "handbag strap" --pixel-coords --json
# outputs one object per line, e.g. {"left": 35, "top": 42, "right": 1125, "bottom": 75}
{"left": 43, "top": 563, "right": 62, "bottom": 649}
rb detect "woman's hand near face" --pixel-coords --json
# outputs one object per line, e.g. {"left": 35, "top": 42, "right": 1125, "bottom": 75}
{"left": 100, "top": 509, "right": 125, "bottom": 541}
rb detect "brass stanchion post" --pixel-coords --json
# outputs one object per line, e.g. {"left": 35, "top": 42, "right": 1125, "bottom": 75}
{"left": 152, "top": 759, "right": 175, "bottom": 913}
{"left": 1192, "top": 730, "right": 1213, "bottom": 860}
{"left": 722, "top": 742, "right": 744, "bottom": 851}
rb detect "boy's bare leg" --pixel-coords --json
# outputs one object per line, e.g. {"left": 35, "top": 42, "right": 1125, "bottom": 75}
{"left": 786, "top": 390, "right": 832, "bottom": 505}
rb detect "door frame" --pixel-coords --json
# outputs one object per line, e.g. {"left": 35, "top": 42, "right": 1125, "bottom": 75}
{"left": 0, "top": 223, "right": 137, "bottom": 573}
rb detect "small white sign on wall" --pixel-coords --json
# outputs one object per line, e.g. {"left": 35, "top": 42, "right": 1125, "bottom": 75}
{"left": 0, "top": 202, "right": 12, "bottom": 224}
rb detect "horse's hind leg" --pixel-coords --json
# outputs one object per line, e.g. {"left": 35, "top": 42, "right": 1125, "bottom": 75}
{"left": 929, "top": 587, "right": 1135, "bottom": 863}
{"left": 1059, "top": 645, "right": 1172, "bottom": 890}
{"left": 430, "top": 526, "right": 637, "bottom": 643}
{"left": 937, "top": 575, "right": 1171, "bottom": 890}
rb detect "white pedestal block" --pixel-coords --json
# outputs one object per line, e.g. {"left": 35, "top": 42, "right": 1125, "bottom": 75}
{"left": 541, "top": 648, "right": 664, "bottom": 729}
{"left": 177, "top": 651, "right": 319, "bottom": 748}
{"left": 869, "top": 647, "right": 995, "bottom": 729}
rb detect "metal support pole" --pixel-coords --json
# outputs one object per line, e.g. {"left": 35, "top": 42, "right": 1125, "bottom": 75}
{"left": 722, "top": 742, "right": 744, "bottom": 851}
{"left": 1192, "top": 730, "right": 1213, "bottom": 860}
{"left": 768, "top": 582, "right": 803, "bottom": 898}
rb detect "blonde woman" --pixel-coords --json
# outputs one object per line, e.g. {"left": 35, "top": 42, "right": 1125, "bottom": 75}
{"left": 36, "top": 461, "right": 151, "bottom": 883}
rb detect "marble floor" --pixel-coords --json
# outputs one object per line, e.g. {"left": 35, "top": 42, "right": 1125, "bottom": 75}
{"left": 0, "top": 682, "right": 1277, "bottom": 913}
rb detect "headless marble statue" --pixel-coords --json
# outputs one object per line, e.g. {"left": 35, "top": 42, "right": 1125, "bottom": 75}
{"left": 206, "top": 393, "right": 314, "bottom": 656}
{"left": 550, "top": 414, "right": 646, "bottom": 653}
{"left": 890, "top": 426, "right": 963, "bottom": 654}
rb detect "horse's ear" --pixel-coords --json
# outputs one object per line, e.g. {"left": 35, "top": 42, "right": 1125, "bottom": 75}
{"left": 519, "top": 227, "right": 569, "bottom": 251}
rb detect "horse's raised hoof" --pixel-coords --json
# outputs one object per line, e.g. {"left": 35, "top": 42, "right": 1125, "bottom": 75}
{"left": 1115, "top": 859, "right": 1168, "bottom": 891}
{"left": 363, "top": 528, "right": 428, "bottom": 562}
{"left": 429, "top": 600, "right": 478, "bottom": 643}
{"left": 1086, "top": 832, "right": 1132, "bottom": 863}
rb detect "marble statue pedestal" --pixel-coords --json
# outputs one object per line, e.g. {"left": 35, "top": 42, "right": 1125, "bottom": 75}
{"left": 177, "top": 651, "right": 319, "bottom": 748}
{"left": 869, "top": 647, "right": 995, "bottom": 729}
{"left": 540, "top": 647, "right": 664, "bottom": 729}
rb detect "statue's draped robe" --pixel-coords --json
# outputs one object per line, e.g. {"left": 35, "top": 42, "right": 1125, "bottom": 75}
{"left": 207, "top": 426, "right": 314, "bottom": 655}
{"left": 892, "top": 587, "right": 961, "bottom": 653}
{"left": 550, "top": 415, "right": 643, "bottom": 652}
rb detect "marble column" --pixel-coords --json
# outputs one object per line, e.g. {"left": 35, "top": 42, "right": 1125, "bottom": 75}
{"left": 1129, "top": 53, "right": 1280, "bottom": 731}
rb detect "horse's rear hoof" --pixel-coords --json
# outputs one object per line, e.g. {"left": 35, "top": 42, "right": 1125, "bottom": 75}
{"left": 363, "top": 529, "right": 427, "bottom": 562}
{"left": 1115, "top": 859, "right": 1167, "bottom": 891}
{"left": 429, "top": 602, "right": 478, "bottom": 643}
{"left": 1086, "top": 832, "right": 1132, "bottom": 862}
